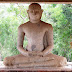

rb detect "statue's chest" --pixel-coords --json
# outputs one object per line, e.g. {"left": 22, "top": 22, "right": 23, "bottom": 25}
{"left": 25, "top": 24, "right": 46, "bottom": 39}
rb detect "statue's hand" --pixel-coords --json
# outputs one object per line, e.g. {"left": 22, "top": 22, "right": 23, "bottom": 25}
{"left": 42, "top": 51, "right": 50, "bottom": 56}
{"left": 28, "top": 51, "right": 43, "bottom": 57}
{"left": 36, "top": 51, "right": 43, "bottom": 57}
{"left": 23, "top": 51, "right": 29, "bottom": 57}
{"left": 28, "top": 51, "right": 37, "bottom": 57}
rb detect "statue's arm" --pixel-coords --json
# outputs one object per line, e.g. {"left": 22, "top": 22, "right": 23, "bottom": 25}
{"left": 43, "top": 24, "right": 54, "bottom": 56}
{"left": 17, "top": 25, "right": 28, "bottom": 56}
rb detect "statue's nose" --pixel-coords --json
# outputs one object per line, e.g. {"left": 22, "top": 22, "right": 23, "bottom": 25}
{"left": 33, "top": 11, "right": 36, "bottom": 15}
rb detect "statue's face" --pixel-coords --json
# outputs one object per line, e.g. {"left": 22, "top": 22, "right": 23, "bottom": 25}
{"left": 27, "top": 5, "right": 43, "bottom": 21}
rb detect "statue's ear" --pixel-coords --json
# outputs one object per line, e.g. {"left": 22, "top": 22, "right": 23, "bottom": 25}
{"left": 27, "top": 10, "right": 30, "bottom": 19}
{"left": 41, "top": 9, "right": 43, "bottom": 13}
{"left": 27, "top": 10, "right": 29, "bottom": 13}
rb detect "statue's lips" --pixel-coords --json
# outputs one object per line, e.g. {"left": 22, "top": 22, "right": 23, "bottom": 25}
{"left": 32, "top": 16, "right": 37, "bottom": 17}
{"left": 31, "top": 15, "right": 39, "bottom": 19}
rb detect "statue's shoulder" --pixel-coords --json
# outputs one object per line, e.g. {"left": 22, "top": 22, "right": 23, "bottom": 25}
{"left": 41, "top": 21, "right": 53, "bottom": 29}
{"left": 47, "top": 23, "right": 53, "bottom": 29}
{"left": 18, "top": 21, "right": 29, "bottom": 29}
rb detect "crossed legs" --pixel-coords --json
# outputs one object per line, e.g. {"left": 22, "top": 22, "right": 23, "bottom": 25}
{"left": 3, "top": 53, "right": 67, "bottom": 67}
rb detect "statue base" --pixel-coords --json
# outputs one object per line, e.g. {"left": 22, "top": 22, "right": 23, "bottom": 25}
{"left": 0, "top": 61, "right": 72, "bottom": 72}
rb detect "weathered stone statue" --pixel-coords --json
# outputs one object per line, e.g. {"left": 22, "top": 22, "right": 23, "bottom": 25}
{"left": 3, "top": 3, "right": 67, "bottom": 67}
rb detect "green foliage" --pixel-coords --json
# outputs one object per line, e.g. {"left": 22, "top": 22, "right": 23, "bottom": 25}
{"left": 0, "top": 3, "right": 72, "bottom": 61}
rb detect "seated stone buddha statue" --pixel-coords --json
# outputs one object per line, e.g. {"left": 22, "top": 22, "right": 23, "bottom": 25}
{"left": 3, "top": 3, "right": 67, "bottom": 67}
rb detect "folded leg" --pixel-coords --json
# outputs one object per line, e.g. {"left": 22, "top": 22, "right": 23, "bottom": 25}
{"left": 16, "top": 53, "right": 67, "bottom": 67}
{"left": 44, "top": 53, "right": 67, "bottom": 67}
{"left": 3, "top": 54, "right": 29, "bottom": 66}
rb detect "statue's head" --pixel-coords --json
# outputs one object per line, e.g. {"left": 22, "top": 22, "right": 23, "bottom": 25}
{"left": 27, "top": 3, "right": 43, "bottom": 23}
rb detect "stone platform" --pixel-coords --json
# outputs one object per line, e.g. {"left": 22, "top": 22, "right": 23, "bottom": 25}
{"left": 0, "top": 61, "right": 72, "bottom": 72}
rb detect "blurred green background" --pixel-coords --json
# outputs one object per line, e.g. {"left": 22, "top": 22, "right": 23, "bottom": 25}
{"left": 0, "top": 3, "right": 72, "bottom": 61}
